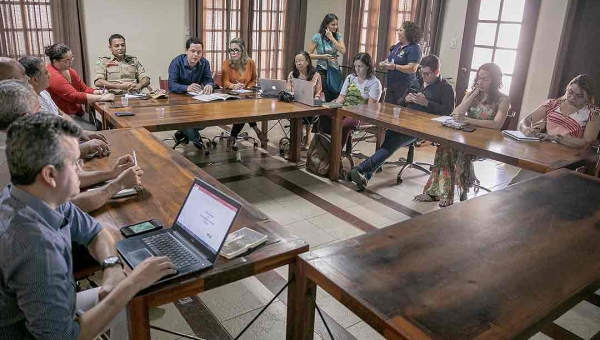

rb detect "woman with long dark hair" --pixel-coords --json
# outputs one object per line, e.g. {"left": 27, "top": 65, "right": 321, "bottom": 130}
{"left": 287, "top": 51, "right": 322, "bottom": 146}
{"left": 307, "top": 13, "right": 346, "bottom": 102}
{"left": 379, "top": 21, "right": 422, "bottom": 104}
{"left": 415, "top": 63, "right": 510, "bottom": 207}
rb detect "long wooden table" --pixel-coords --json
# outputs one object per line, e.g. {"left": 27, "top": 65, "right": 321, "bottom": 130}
{"left": 94, "top": 98, "right": 331, "bottom": 162}
{"left": 329, "top": 103, "right": 595, "bottom": 180}
{"left": 85, "top": 128, "right": 309, "bottom": 340}
{"left": 290, "top": 169, "right": 600, "bottom": 340}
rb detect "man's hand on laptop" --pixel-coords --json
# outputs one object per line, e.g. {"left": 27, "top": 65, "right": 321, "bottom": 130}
{"left": 128, "top": 256, "right": 177, "bottom": 290}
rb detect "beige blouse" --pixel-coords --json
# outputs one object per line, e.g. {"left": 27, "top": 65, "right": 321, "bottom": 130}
{"left": 287, "top": 71, "right": 322, "bottom": 99}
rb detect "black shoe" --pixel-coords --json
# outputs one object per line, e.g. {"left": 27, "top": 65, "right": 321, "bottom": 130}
{"left": 174, "top": 130, "right": 189, "bottom": 145}
{"left": 349, "top": 169, "right": 368, "bottom": 191}
{"left": 192, "top": 140, "right": 205, "bottom": 150}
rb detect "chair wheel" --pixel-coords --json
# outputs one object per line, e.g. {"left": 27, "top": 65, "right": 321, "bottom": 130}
{"left": 204, "top": 150, "right": 210, "bottom": 156}
{"left": 232, "top": 145, "right": 239, "bottom": 151}
{"left": 254, "top": 142, "right": 258, "bottom": 148}
{"left": 211, "top": 141, "right": 217, "bottom": 147}
{"left": 396, "top": 177, "right": 403, "bottom": 184}
{"left": 279, "top": 148, "right": 285, "bottom": 156}
{"left": 376, "top": 167, "right": 383, "bottom": 173}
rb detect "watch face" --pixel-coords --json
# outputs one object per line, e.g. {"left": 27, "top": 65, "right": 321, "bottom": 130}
{"left": 104, "top": 256, "right": 119, "bottom": 265}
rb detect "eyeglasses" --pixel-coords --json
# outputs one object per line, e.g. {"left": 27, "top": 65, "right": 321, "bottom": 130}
{"left": 228, "top": 48, "right": 241, "bottom": 54}
{"left": 60, "top": 57, "right": 75, "bottom": 63}
{"left": 421, "top": 71, "right": 433, "bottom": 77}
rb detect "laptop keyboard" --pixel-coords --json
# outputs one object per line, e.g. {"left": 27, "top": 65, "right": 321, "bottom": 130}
{"left": 142, "top": 233, "right": 201, "bottom": 269}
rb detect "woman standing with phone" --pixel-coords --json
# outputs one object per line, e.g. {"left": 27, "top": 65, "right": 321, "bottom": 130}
{"left": 379, "top": 21, "right": 422, "bottom": 104}
{"left": 307, "top": 13, "right": 346, "bottom": 102}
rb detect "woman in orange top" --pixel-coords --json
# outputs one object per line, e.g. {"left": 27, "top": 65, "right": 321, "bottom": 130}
{"left": 221, "top": 38, "right": 264, "bottom": 146}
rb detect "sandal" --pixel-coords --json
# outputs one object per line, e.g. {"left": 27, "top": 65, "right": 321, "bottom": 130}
{"left": 414, "top": 193, "right": 439, "bottom": 202}
{"left": 438, "top": 198, "right": 453, "bottom": 208}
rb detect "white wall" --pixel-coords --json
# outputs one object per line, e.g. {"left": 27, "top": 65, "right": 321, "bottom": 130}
{"left": 437, "top": 0, "right": 569, "bottom": 119}
{"left": 519, "top": 0, "right": 568, "bottom": 118}
{"left": 81, "top": 0, "right": 188, "bottom": 90}
{"left": 304, "top": 0, "right": 347, "bottom": 52}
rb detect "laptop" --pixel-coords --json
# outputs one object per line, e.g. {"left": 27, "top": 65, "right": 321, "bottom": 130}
{"left": 116, "top": 178, "right": 242, "bottom": 282}
{"left": 292, "top": 78, "right": 322, "bottom": 107}
{"left": 259, "top": 78, "right": 288, "bottom": 96}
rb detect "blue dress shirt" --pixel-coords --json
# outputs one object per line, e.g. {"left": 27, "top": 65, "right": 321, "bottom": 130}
{"left": 0, "top": 185, "right": 102, "bottom": 339}
{"left": 168, "top": 54, "right": 214, "bottom": 94}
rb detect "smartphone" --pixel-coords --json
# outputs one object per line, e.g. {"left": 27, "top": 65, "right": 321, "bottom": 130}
{"left": 120, "top": 219, "right": 163, "bottom": 238}
{"left": 462, "top": 125, "right": 476, "bottom": 132}
{"left": 115, "top": 111, "right": 135, "bottom": 117}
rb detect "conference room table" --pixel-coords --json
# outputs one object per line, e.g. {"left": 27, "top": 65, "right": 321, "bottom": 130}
{"left": 328, "top": 103, "right": 595, "bottom": 181}
{"left": 84, "top": 128, "right": 309, "bottom": 340}
{"left": 94, "top": 96, "right": 331, "bottom": 162}
{"left": 289, "top": 169, "right": 600, "bottom": 340}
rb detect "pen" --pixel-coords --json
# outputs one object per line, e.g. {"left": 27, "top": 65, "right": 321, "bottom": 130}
{"left": 133, "top": 149, "right": 137, "bottom": 166}
{"left": 102, "top": 86, "right": 106, "bottom": 94}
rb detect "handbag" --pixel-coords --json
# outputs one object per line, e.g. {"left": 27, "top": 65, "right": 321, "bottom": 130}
{"left": 306, "top": 133, "right": 331, "bottom": 176}
{"left": 326, "top": 62, "right": 343, "bottom": 94}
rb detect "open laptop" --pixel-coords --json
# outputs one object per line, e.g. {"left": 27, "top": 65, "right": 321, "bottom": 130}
{"left": 292, "top": 78, "right": 322, "bottom": 107}
{"left": 116, "top": 178, "right": 242, "bottom": 282}
{"left": 259, "top": 78, "right": 288, "bottom": 96}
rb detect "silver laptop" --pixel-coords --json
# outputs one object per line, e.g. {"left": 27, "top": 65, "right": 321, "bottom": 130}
{"left": 292, "top": 78, "right": 322, "bottom": 107}
{"left": 259, "top": 78, "right": 288, "bottom": 96}
{"left": 116, "top": 178, "right": 242, "bottom": 283}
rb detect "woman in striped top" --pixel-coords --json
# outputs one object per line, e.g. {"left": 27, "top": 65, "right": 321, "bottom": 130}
{"left": 518, "top": 74, "right": 600, "bottom": 148}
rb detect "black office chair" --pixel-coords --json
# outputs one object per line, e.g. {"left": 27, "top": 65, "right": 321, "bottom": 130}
{"left": 162, "top": 131, "right": 212, "bottom": 156}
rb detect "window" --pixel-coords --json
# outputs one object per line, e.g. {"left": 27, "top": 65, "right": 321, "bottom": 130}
{"left": 467, "top": 0, "right": 528, "bottom": 94}
{"left": 388, "top": 0, "right": 417, "bottom": 48}
{"left": 202, "top": 0, "right": 241, "bottom": 73}
{"left": 0, "top": 0, "right": 53, "bottom": 59}
{"left": 200, "top": 0, "right": 287, "bottom": 79}
{"left": 251, "top": 0, "right": 286, "bottom": 79}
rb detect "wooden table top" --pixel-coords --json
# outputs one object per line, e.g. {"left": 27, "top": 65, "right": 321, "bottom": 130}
{"left": 85, "top": 128, "right": 308, "bottom": 297}
{"left": 340, "top": 103, "right": 594, "bottom": 173}
{"left": 96, "top": 98, "right": 330, "bottom": 131}
{"left": 299, "top": 169, "right": 600, "bottom": 340}
{"left": 107, "top": 91, "right": 260, "bottom": 109}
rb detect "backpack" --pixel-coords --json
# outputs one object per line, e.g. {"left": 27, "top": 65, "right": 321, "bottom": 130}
{"left": 306, "top": 133, "right": 331, "bottom": 176}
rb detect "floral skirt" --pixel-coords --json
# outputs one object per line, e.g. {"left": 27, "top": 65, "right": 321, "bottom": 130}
{"left": 422, "top": 145, "right": 476, "bottom": 203}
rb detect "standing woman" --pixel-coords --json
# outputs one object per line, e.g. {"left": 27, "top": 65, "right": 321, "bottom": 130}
{"left": 415, "top": 63, "right": 510, "bottom": 207}
{"left": 223, "top": 38, "right": 263, "bottom": 146}
{"left": 380, "top": 21, "right": 422, "bottom": 104}
{"left": 287, "top": 51, "right": 322, "bottom": 146}
{"left": 45, "top": 43, "right": 114, "bottom": 118}
{"left": 307, "top": 13, "right": 346, "bottom": 102}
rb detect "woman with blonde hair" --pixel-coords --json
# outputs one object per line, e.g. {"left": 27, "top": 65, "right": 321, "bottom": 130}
{"left": 221, "top": 38, "right": 264, "bottom": 145}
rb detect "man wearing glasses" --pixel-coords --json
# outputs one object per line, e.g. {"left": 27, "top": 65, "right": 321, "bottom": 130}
{"left": 348, "top": 54, "right": 456, "bottom": 191}
{"left": 94, "top": 34, "right": 151, "bottom": 94}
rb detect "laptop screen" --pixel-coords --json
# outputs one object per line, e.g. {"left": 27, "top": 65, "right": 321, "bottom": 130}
{"left": 175, "top": 182, "right": 240, "bottom": 254}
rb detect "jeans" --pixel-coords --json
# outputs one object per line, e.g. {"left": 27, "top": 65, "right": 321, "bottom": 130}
{"left": 181, "top": 127, "right": 204, "bottom": 143}
{"left": 231, "top": 122, "right": 258, "bottom": 138}
{"left": 355, "top": 130, "right": 417, "bottom": 180}
{"left": 385, "top": 81, "right": 409, "bottom": 105}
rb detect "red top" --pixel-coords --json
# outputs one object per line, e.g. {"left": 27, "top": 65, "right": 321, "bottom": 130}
{"left": 46, "top": 65, "right": 94, "bottom": 115}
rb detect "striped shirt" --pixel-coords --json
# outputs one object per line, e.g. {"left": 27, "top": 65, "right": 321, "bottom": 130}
{"left": 543, "top": 98, "right": 600, "bottom": 138}
{"left": 0, "top": 185, "right": 102, "bottom": 339}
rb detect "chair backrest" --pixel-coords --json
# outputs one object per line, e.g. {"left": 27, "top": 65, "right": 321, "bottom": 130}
{"left": 213, "top": 70, "right": 223, "bottom": 88}
{"left": 501, "top": 108, "right": 518, "bottom": 130}
{"left": 158, "top": 77, "right": 169, "bottom": 91}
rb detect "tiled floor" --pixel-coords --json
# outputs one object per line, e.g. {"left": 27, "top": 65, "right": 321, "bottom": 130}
{"left": 94, "top": 123, "right": 600, "bottom": 339}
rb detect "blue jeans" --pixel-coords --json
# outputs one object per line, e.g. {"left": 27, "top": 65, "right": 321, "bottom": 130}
{"left": 355, "top": 130, "right": 416, "bottom": 180}
{"left": 181, "top": 128, "right": 204, "bottom": 143}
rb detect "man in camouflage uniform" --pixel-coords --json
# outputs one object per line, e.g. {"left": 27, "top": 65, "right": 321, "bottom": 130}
{"left": 94, "top": 34, "right": 150, "bottom": 94}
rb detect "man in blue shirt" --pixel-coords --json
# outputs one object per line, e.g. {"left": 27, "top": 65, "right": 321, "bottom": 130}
{"left": 0, "top": 113, "right": 176, "bottom": 339}
{"left": 168, "top": 37, "right": 214, "bottom": 149}
{"left": 349, "top": 55, "right": 455, "bottom": 191}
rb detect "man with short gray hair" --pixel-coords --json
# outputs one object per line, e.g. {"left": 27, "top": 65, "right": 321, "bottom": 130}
{"left": 0, "top": 79, "right": 144, "bottom": 213}
{"left": 0, "top": 113, "right": 175, "bottom": 340}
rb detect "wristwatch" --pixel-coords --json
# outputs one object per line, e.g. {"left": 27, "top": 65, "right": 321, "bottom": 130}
{"left": 101, "top": 256, "right": 123, "bottom": 271}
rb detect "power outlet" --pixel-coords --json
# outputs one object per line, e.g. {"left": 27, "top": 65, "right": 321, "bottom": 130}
{"left": 450, "top": 38, "right": 458, "bottom": 49}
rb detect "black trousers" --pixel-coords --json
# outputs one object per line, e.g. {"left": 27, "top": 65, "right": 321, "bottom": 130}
{"left": 317, "top": 68, "right": 340, "bottom": 102}
{"left": 231, "top": 122, "right": 258, "bottom": 138}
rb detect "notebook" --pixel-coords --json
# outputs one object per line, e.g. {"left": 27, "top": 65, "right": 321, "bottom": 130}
{"left": 219, "top": 227, "right": 268, "bottom": 259}
{"left": 502, "top": 130, "right": 541, "bottom": 142}
{"left": 193, "top": 93, "right": 240, "bottom": 102}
